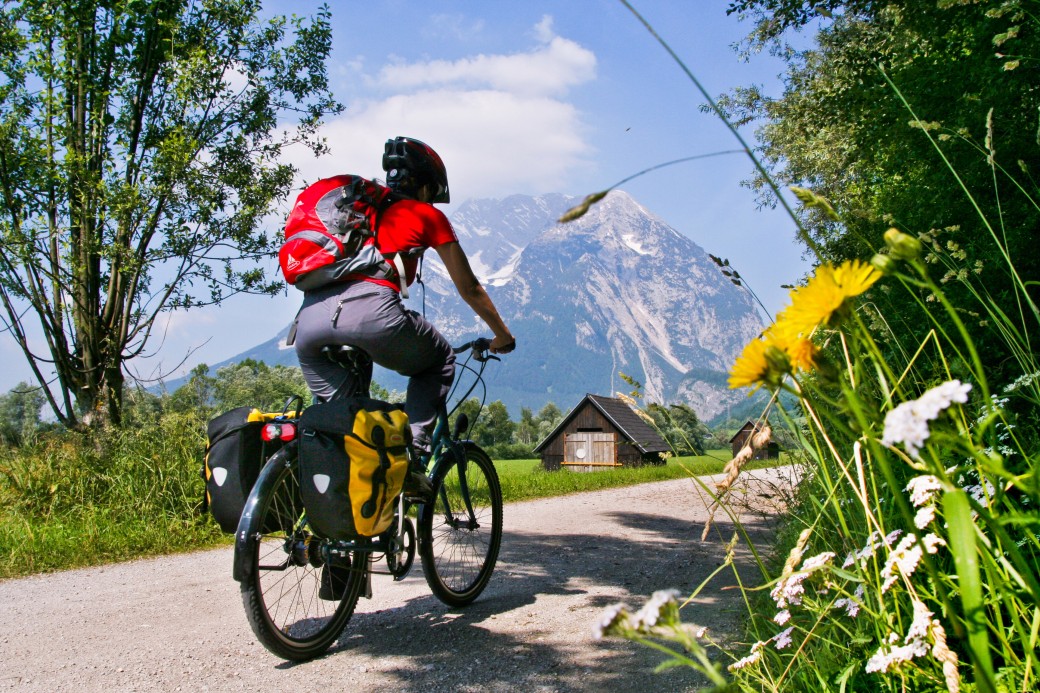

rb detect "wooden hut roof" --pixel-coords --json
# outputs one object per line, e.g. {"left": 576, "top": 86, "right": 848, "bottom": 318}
{"left": 729, "top": 420, "right": 768, "bottom": 444}
{"left": 533, "top": 394, "right": 671, "bottom": 455}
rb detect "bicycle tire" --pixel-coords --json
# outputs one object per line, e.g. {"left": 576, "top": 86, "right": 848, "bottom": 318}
{"left": 417, "top": 442, "right": 503, "bottom": 606}
{"left": 236, "top": 446, "right": 365, "bottom": 661}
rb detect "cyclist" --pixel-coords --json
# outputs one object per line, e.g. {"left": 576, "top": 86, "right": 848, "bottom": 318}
{"left": 292, "top": 136, "right": 516, "bottom": 497}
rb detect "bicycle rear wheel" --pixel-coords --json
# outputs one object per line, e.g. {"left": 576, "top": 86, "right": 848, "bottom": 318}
{"left": 418, "top": 443, "right": 503, "bottom": 606}
{"left": 235, "top": 446, "right": 365, "bottom": 661}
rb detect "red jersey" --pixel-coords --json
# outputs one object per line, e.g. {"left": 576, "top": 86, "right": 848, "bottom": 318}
{"left": 348, "top": 199, "right": 458, "bottom": 291}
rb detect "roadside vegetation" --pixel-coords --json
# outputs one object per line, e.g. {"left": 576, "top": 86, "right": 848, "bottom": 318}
{"left": 0, "top": 357, "right": 776, "bottom": 579}
{"left": 587, "top": 2, "right": 1040, "bottom": 692}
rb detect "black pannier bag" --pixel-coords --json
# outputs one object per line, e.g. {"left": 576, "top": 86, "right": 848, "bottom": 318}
{"left": 203, "top": 407, "right": 279, "bottom": 533}
{"left": 298, "top": 398, "right": 410, "bottom": 540}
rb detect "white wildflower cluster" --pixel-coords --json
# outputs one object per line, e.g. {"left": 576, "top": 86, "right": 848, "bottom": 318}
{"left": 632, "top": 589, "right": 681, "bottom": 630}
{"left": 729, "top": 640, "right": 766, "bottom": 671}
{"left": 882, "top": 380, "right": 972, "bottom": 458}
{"left": 801, "top": 551, "right": 836, "bottom": 572}
{"left": 914, "top": 505, "right": 936, "bottom": 529}
{"left": 906, "top": 475, "right": 943, "bottom": 506}
{"left": 770, "top": 551, "right": 835, "bottom": 609}
{"left": 865, "top": 599, "right": 961, "bottom": 692}
{"left": 844, "top": 529, "right": 902, "bottom": 568}
{"left": 865, "top": 632, "right": 929, "bottom": 673}
{"left": 960, "top": 474, "right": 996, "bottom": 506}
{"left": 773, "top": 609, "right": 791, "bottom": 625}
{"left": 880, "top": 533, "right": 945, "bottom": 593}
{"left": 773, "top": 627, "right": 794, "bottom": 650}
{"left": 592, "top": 589, "right": 683, "bottom": 640}
{"left": 922, "top": 534, "right": 946, "bottom": 554}
{"left": 728, "top": 626, "right": 799, "bottom": 672}
{"left": 906, "top": 475, "right": 944, "bottom": 529}
{"left": 977, "top": 393, "right": 1017, "bottom": 460}
{"left": 833, "top": 584, "right": 865, "bottom": 618}
{"left": 592, "top": 603, "right": 629, "bottom": 640}
{"left": 1002, "top": 370, "right": 1039, "bottom": 393}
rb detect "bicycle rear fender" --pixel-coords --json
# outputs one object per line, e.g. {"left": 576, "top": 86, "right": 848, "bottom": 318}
{"left": 232, "top": 447, "right": 296, "bottom": 583}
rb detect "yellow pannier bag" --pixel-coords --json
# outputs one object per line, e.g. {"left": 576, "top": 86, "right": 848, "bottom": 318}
{"left": 299, "top": 398, "right": 410, "bottom": 539}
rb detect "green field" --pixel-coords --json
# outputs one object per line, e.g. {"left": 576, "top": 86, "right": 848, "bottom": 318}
{"left": 494, "top": 451, "right": 780, "bottom": 503}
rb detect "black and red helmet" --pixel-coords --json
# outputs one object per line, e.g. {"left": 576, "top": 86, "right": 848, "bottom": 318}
{"left": 382, "top": 136, "right": 450, "bottom": 204}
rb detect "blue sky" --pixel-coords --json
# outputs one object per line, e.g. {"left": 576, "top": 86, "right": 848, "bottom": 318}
{"left": 1, "top": 0, "right": 813, "bottom": 393}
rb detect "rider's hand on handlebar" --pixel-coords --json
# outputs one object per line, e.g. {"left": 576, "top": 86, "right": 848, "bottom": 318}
{"left": 490, "top": 335, "right": 516, "bottom": 354}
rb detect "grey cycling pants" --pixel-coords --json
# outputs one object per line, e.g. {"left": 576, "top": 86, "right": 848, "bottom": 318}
{"left": 293, "top": 281, "right": 455, "bottom": 448}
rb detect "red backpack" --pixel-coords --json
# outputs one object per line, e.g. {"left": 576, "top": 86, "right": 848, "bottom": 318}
{"left": 279, "top": 175, "right": 405, "bottom": 292}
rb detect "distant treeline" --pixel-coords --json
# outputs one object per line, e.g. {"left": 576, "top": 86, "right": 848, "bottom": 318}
{"left": 2, "top": 359, "right": 727, "bottom": 458}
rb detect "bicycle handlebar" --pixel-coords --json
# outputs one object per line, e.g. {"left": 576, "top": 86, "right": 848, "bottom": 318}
{"left": 453, "top": 338, "right": 499, "bottom": 363}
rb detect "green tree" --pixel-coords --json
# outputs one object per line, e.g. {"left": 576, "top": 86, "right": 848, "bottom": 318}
{"left": 721, "top": 0, "right": 1040, "bottom": 385}
{"left": 0, "top": 382, "right": 46, "bottom": 446}
{"left": 370, "top": 381, "right": 405, "bottom": 403}
{"left": 166, "top": 363, "right": 216, "bottom": 414}
{"left": 0, "top": 1, "right": 340, "bottom": 428}
{"left": 534, "top": 401, "right": 563, "bottom": 442}
{"left": 450, "top": 398, "right": 515, "bottom": 448}
{"left": 121, "top": 385, "right": 163, "bottom": 425}
{"left": 515, "top": 406, "right": 537, "bottom": 446}
{"left": 647, "top": 402, "right": 708, "bottom": 455}
{"left": 211, "top": 359, "right": 310, "bottom": 411}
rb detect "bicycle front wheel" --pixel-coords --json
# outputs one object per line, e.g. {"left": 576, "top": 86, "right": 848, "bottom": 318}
{"left": 235, "top": 446, "right": 365, "bottom": 661}
{"left": 418, "top": 443, "right": 503, "bottom": 606}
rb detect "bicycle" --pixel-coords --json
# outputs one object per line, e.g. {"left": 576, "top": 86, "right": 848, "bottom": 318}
{"left": 231, "top": 338, "right": 504, "bottom": 661}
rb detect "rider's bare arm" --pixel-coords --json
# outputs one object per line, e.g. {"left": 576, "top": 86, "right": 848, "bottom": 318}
{"left": 435, "top": 241, "right": 516, "bottom": 353}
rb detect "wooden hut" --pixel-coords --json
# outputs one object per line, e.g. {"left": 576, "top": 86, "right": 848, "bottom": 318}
{"left": 729, "top": 420, "right": 780, "bottom": 460}
{"left": 534, "top": 394, "right": 671, "bottom": 471}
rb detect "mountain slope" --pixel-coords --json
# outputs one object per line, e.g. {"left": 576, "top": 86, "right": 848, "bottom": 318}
{"left": 466, "top": 191, "right": 761, "bottom": 417}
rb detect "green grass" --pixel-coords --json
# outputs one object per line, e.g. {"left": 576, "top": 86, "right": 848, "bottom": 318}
{"left": 495, "top": 451, "right": 785, "bottom": 504}
{"left": 1, "top": 423, "right": 784, "bottom": 580}
{"left": 0, "top": 412, "right": 224, "bottom": 580}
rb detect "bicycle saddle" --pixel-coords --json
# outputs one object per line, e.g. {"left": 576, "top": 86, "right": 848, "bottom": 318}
{"left": 321, "top": 344, "right": 372, "bottom": 367}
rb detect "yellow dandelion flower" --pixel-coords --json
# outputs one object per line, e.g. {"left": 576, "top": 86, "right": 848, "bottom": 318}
{"left": 785, "top": 337, "right": 818, "bottom": 372}
{"left": 781, "top": 266, "right": 845, "bottom": 335}
{"left": 728, "top": 338, "right": 770, "bottom": 390}
{"left": 765, "top": 323, "right": 817, "bottom": 373}
{"left": 832, "top": 259, "right": 881, "bottom": 297}
{"left": 766, "top": 317, "right": 800, "bottom": 344}
{"left": 780, "top": 260, "right": 881, "bottom": 334}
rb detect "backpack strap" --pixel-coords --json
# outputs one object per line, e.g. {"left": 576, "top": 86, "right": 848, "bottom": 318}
{"left": 391, "top": 253, "right": 409, "bottom": 298}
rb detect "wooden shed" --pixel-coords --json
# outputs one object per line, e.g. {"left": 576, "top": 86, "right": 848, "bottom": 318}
{"left": 534, "top": 394, "right": 671, "bottom": 471}
{"left": 729, "top": 420, "right": 780, "bottom": 460}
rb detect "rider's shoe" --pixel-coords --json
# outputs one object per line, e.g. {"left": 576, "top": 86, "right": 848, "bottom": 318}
{"left": 402, "top": 444, "right": 434, "bottom": 502}
{"left": 402, "top": 468, "right": 434, "bottom": 502}
{"left": 319, "top": 563, "right": 351, "bottom": 601}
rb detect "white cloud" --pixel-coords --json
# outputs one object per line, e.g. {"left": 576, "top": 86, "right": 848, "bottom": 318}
{"left": 533, "top": 14, "right": 554, "bottom": 43}
{"left": 375, "top": 32, "right": 595, "bottom": 97}
{"left": 288, "top": 17, "right": 596, "bottom": 202}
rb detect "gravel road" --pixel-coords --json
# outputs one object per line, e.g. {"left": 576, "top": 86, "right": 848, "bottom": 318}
{"left": 0, "top": 466, "right": 792, "bottom": 692}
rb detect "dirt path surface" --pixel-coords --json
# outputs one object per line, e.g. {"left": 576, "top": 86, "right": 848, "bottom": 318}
{"left": 0, "top": 466, "right": 791, "bottom": 692}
